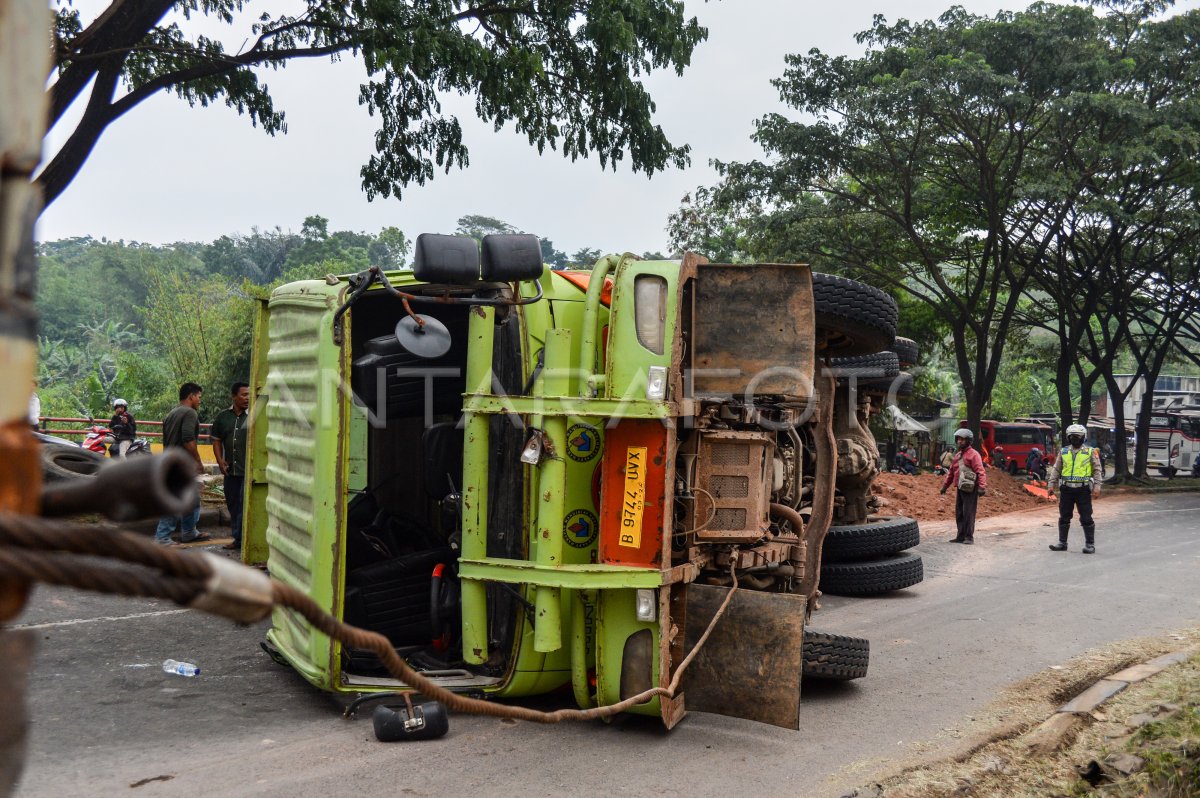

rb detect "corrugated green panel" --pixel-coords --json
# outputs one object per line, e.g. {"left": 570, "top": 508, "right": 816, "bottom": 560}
{"left": 261, "top": 292, "right": 345, "bottom": 689}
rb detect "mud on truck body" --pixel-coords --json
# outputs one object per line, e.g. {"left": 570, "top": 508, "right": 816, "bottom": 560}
{"left": 243, "top": 234, "right": 909, "bottom": 730}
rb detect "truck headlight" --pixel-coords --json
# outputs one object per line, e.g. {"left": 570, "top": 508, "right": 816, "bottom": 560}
{"left": 634, "top": 275, "right": 667, "bottom": 355}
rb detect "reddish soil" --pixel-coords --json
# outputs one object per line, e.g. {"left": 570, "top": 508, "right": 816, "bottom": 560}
{"left": 872, "top": 467, "right": 1053, "bottom": 523}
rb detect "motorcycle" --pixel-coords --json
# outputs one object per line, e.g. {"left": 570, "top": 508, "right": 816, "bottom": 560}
{"left": 81, "top": 425, "right": 152, "bottom": 458}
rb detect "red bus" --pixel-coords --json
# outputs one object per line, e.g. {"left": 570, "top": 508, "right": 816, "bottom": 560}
{"left": 972, "top": 420, "right": 1057, "bottom": 475}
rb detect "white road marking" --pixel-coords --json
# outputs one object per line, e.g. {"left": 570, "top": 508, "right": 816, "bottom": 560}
{"left": 12, "top": 608, "right": 191, "bottom": 630}
{"left": 1118, "top": 507, "right": 1200, "bottom": 515}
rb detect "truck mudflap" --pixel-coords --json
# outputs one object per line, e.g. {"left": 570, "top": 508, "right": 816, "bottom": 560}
{"left": 679, "top": 584, "right": 806, "bottom": 729}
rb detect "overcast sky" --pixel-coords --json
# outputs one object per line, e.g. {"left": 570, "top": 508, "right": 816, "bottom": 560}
{"left": 41, "top": 0, "right": 1073, "bottom": 256}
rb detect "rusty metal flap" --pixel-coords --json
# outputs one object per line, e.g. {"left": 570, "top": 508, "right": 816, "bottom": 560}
{"left": 680, "top": 584, "right": 805, "bottom": 729}
{"left": 691, "top": 263, "right": 815, "bottom": 401}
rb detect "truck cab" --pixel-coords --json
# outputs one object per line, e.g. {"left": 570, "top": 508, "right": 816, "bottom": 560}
{"left": 243, "top": 234, "right": 901, "bottom": 729}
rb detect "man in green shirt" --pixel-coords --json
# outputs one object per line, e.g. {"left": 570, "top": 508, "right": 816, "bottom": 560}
{"left": 211, "top": 382, "right": 250, "bottom": 552}
{"left": 154, "top": 382, "right": 209, "bottom": 545}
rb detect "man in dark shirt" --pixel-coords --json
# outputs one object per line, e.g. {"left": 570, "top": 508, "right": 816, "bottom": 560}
{"left": 211, "top": 382, "right": 250, "bottom": 553}
{"left": 154, "top": 382, "right": 209, "bottom": 545}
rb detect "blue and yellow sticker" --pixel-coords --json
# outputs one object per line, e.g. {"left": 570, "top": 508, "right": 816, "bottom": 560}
{"left": 566, "top": 423, "right": 601, "bottom": 463}
{"left": 563, "top": 508, "right": 599, "bottom": 549}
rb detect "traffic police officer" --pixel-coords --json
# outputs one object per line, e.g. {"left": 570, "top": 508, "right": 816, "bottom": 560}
{"left": 1046, "top": 423, "right": 1102, "bottom": 553}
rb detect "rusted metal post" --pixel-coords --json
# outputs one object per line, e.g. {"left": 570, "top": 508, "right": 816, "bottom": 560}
{"left": 798, "top": 364, "right": 837, "bottom": 608}
{"left": 0, "top": 0, "right": 51, "bottom": 792}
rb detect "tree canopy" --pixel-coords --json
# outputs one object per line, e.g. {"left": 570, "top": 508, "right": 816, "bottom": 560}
{"left": 43, "top": 1, "right": 708, "bottom": 207}
{"left": 668, "top": 0, "right": 1200, "bottom": 478}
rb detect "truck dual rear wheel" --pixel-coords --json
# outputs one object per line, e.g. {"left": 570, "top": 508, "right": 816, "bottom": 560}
{"left": 819, "top": 551, "right": 924, "bottom": 596}
{"left": 813, "top": 272, "right": 898, "bottom": 357}
{"left": 802, "top": 629, "right": 870, "bottom": 680}
{"left": 890, "top": 336, "right": 919, "bottom": 368}
{"left": 823, "top": 516, "right": 920, "bottom": 561}
{"left": 830, "top": 351, "right": 900, "bottom": 380}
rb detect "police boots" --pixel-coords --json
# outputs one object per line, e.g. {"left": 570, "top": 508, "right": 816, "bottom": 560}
{"left": 1082, "top": 525, "right": 1095, "bottom": 554}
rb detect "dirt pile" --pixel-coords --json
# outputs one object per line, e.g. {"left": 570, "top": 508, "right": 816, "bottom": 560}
{"left": 872, "top": 468, "right": 1052, "bottom": 523}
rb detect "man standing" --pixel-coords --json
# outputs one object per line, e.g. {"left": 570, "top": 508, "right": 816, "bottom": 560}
{"left": 1047, "top": 423, "right": 1102, "bottom": 554}
{"left": 210, "top": 382, "right": 249, "bottom": 553}
{"left": 154, "top": 383, "right": 210, "bottom": 546}
{"left": 939, "top": 428, "right": 988, "bottom": 544}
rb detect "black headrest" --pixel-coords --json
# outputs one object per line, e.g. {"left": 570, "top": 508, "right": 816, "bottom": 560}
{"left": 413, "top": 234, "right": 481, "bottom": 284}
{"left": 480, "top": 234, "right": 544, "bottom": 282}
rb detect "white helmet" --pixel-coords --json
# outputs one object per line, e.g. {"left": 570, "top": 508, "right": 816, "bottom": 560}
{"left": 1031, "top": 447, "right": 1040, "bottom": 453}
{"left": 1065, "top": 424, "right": 1087, "bottom": 439}
{"left": 953, "top": 428, "right": 973, "bottom": 441}
{"left": 113, "top": 398, "right": 128, "bottom": 408}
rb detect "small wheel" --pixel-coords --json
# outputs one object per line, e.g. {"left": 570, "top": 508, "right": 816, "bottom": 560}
{"left": 803, "top": 629, "right": 869, "bottom": 680}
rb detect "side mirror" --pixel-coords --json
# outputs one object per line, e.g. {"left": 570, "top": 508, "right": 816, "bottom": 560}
{"left": 413, "top": 234, "right": 480, "bottom": 284}
{"left": 481, "top": 234, "right": 544, "bottom": 282}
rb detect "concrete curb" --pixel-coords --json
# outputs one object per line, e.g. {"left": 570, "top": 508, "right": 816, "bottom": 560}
{"left": 1023, "top": 647, "right": 1198, "bottom": 755}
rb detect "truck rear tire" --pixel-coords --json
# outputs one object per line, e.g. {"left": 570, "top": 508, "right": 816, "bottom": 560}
{"left": 820, "top": 552, "right": 924, "bottom": 596}
{"left": 890, "top": 336, "right": 919, "bottom": 367}
{"left": 831, "top": 351, "right": 900, "bottom": 380}
{"left": 803, "top": 629, "right": 869, "bottom": 680}
{"left": 857, "top": 370, "right": 914, "bottom": 398}
{"left": 813, "top": 273, "right": 897, "bottom": 357}
{"left": 823, "top": 516, "right": 920, "bottom": 561}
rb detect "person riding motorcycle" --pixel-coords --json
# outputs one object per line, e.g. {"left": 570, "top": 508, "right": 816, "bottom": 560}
{"left": 108, "top": 398, "right": 138, "bottom": 458}
{"left": 1046, "top": 424, "right": 1102, "bottom": 553}
{"left": 1025, "top": 447, "right": 1045, "bottom": 481}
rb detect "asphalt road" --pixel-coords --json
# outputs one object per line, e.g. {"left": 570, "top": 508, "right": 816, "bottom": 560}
{"left": 10, "top": 492, "right": 1200, "bottom": 798}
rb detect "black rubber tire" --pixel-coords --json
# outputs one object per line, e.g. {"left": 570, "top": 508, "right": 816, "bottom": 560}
{"left": 831, "top": 351, "right": 899, "bottom": 380}
{"left": 40, "top": 444, "right": 105, "bottom": 481}
{"left": 857, "top": 371, "right": 914, "bottom": 398}
{"left": 820, "top": 552, "right": 924, "bottom": 596}
{"left": 812, "top": 272, "right": 898, "bottom": 357}
{"left": 823, "top": 516, "right": 920, "bottom": 561}
{"left": 891, "top": 336, "right": 919, "bottom": 368}
{"left": 803, "top": 629, "right": 870, "bottom": 680}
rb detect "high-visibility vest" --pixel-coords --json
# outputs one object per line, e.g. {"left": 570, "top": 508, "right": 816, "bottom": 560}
{"left": 1059, "top": 446, "right": 1094, "bottom": 485}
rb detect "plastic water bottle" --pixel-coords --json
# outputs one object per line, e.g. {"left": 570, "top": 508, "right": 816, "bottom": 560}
{"left": 162, "top": 659, "right": 200, "bottom": 677}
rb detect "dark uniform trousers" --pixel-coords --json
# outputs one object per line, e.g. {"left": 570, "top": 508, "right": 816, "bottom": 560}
{"left": 1057, "top": 484, "right": 1095, "bottom": 545}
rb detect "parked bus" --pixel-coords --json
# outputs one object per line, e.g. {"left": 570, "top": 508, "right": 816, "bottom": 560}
{"left": 973, "top": 420, "right": 1057, "bottom": 475}
{"left": 1131, "top": 411, "right": 1200, "bottom": 477}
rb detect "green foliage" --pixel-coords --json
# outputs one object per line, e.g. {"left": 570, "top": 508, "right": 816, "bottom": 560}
{"left": 668, "top": 0, "right": 1200, "bottom": 435}
{"left": 571, "top": 248, "right": 603, "bottom": 268}
{"left": 34, "top": 215, "right": 415, "bottom": 424}
{"left": 141, "top": 267, "right": 256, "bottom": 422}
{"left": 44, "top": 1, "right": 708, "bottom": 207}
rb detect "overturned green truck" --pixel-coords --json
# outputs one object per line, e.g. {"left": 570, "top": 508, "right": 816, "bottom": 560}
{"left": 242, "top": 235, "right": 916, "bottom": 729}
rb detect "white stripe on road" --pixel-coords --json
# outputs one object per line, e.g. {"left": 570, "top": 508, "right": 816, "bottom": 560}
{"left": 1118, "top": 507, "right": 1200, "bottom": 515}
{"left": 12, "top": 608, "right": 191, "bottom": 630}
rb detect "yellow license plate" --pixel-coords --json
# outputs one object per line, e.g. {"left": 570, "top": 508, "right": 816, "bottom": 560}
{"left": 619, "top": 447, "right": 647, "bottom": 548}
